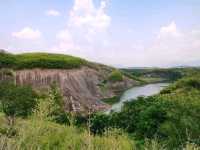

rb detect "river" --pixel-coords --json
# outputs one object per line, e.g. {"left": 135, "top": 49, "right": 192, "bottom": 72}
{"left": 107, "top": 83, "right": 169, "bottom": 113}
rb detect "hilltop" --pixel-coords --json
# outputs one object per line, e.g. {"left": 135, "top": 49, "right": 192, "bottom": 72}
{"left": 0, "top": 52, "right": 87, "bottom": 69}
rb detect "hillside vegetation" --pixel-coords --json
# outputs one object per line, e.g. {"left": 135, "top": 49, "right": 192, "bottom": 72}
{"left": 0, "top": 69, "right": 200, "bottom": 149}
{"left": 122, "top": 67, "right": 190, "bottom": 83}
{"left": 87, "top": 71, "right": 200, "bottom": 149}
{"left": 0, "top": 83, "right": 134, "bottom": 150}
{"left": 0, "top": 52, "right": 200, "bottom": 149}
{"left": 0, "top": 52, "right": 87, "bottom": 69}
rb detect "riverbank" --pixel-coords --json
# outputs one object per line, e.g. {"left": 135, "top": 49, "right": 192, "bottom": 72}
{"left": 101, "top": 95, "right": 121, "bottom": 105}
{"left": 106, "top": 83, "right": 169, "bottom": 113}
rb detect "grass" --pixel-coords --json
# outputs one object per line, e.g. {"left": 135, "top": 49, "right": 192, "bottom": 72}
{"left": 120, "top": 70, "right": 146, "bottom": 84}
{"left": 0, "top": 85, "right": 135, "bottom": 150}
{"left": 101, "top": 96, "right": 120, "bottom": 105}
{"left": 0, "top": 115, "right": 134, "bottom": 150}
{"left": 139, "top": 77, "right": 165, "bottom": 83}
{"left": 0, "top": 52, "right": 87, "bottom": 70}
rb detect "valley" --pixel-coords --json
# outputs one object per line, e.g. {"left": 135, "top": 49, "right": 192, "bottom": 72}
{"left": 0, "top": 51, "right": 200, "bottom": 150}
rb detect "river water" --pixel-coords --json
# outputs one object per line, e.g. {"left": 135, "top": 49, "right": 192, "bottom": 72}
{"left": 107, "top": 83, "right": 169, "bottom": 113}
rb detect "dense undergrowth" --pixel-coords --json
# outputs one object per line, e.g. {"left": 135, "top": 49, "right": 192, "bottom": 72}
{"left": 0, "top": 83, "right": 134, "bottom": 150}
{"left": 0, "top": 114, "right": 134, "bottom": 150}
{"left": 0, "top": 52, "right": 87, "bottom": 69}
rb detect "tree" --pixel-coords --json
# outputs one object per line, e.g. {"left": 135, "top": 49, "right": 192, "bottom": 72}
{"left": 0, "top": 82, "right": 37, "bottom": 125}
{"left": 34, "top": 82, "right": 70, "bottom": 125}
{"left": 90, "top": 113, "right": 110, "bottom": 135}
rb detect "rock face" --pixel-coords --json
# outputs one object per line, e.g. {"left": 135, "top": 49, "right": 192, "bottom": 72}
{"left": 1, "top": 67, "right": 138, "bottom": 112}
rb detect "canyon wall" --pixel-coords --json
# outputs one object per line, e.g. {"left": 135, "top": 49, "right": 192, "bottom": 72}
{"left": 1, "top": 67, "right": 138, "bottom": 112}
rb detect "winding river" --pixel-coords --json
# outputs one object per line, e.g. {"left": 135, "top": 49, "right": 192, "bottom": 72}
{"left": 107, "top": 83, "right": 169, "bottom": 113}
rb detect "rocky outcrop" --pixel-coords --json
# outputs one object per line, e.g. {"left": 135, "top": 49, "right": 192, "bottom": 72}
{"left": 1, "top": 67, "right": 138, "bottom": 112}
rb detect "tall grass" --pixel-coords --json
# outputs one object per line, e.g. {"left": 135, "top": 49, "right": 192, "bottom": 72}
{"left": 0, "top": 117, "right": 134, "bottom": 150}
{"left": 0, "top": 91, "right": 134, "bottom": 150}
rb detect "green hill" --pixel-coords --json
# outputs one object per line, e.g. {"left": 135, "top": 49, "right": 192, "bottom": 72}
{"left": 0, "top": 52, "right": 87, "bottom": 69}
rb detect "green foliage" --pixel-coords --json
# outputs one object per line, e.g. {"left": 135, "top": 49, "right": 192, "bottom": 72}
{"left": 101, "top": 96, "right": 120, "bottom": 105}
{"left": 0, "top": 52, "right": 87, "bottom": 69}
{"left": 161, "top": 75, "right": 200, "bottom": 94}
{"left": 73, "top": 115, "right": 88, "bottom": 127}
{"left": 0, "top": 83, "right": 37, "bottom": 118}
{"left": 90, "top": 113, "right": 111, "bottom": 135}
{"left": 122, "top": 71, "right": 146, "bottom": 84}
{"left": 108, "top": 70, "right": 123, "bottom": 82}
{"left": 0, "top": 52, "right": 16, "bottom": 68}
{"left": 0, "top": 114, "right": 134, "bottom": 150}
{"left": 120, "top": 97, "right": 167, "bottom": 138}
{"left": 122, "top": 67, "right": 185, "bottom": 83}
{"left": 89, "top": 74, "right": 200, "bottom": 149}
{"left": 34, "top": 83, "right": 70, "bottom": 125}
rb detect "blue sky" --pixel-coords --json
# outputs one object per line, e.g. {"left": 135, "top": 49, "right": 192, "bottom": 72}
{"left": 0, "top": 0, "right": 200, "bottom": 67}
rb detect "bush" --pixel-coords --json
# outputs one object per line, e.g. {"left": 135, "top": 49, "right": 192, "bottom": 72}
{"left": 0, "top": 116, "right": 134, "bottom": 150}
{"left": 0, "top": 52, "right": 16, "bottom": 68}
{"left": 90, "top": 113, "right": 111, "bottom": 135}
{"left": 109, "top": 75, "right": 200, "bottom": 148}
{"left": 108, "top": 70, "right": 123, "bottom": 82}
{"left": 34, "top": 83, "right": 70, "bottom": 125}
{"left": 0, "top": 83, "right": 37, "bottom": 120}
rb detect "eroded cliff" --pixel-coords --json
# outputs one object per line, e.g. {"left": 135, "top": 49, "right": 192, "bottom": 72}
{"left": 12, "top": 66, "right": 138, "bottom": 112}
{"left": 0, "top": 51, "right": 139, "bottom": 112}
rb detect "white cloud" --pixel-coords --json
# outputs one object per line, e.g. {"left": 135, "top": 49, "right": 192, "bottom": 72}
{"left": 69, "top": 0, "right": 111, "bottom": 33}
{"left": 45, "top": 9, "right": 61, "bottom": 16}
{"left": 143, "top": 22, "right": 200, "bottom": 67}
{"left": 12, "top": 27, "right": 41, "bottom": 40}
{"left": 158, "top": 21, "right": 182, "bottom": 38}
{"left": 55, "top": 29, "right": 78, "bottom": 50}
{"left": 52, "top": 0, "right": 111, "bottom": 57}
{"left": 99, "top": 22, "right": 200, "bottom": 67}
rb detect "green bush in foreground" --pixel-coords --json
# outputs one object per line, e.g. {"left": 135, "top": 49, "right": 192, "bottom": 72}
{"left": 0, "top": 82, "right": 37, "bottom": 125}
{"left": 0, "top": 120, "right": 134, "bottom": 150}
{"left": 0, "top": 82, "right": 134, "bottom": 150}
{"left": 34, "top": 83, "right": 70, "bottom": 125}
{"left": 0, "top": 115, "right": 199, "bottom": 150}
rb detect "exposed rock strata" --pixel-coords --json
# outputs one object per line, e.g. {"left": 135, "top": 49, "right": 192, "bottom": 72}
{"left": 1, "top": 67, "right": 138, "bottom": 112}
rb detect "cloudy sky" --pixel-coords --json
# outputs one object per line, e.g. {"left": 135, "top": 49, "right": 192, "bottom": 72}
{"left": 0, "top": 0, "right": 200, "bottom": 67}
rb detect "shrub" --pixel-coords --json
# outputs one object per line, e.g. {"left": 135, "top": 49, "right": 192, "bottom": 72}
{"left": 108, "top": 70, "right": 123, "bottom": 82}
{"left": 0, "top": 52, "right": 16, "bottom": 68}
{"left": 106, "top": 75, "right": 200, "bottom": 148}
{"left": 34, "top": 83, "right": 70, "bottom": 125}
{"left": 90, "top": 113, "right": 111, "bottom": 135}
{"left": 0, "top": 83, "right": 37, "bottom": 124}
{"left": 0, "top": 117, "right": 134, "bottom": 150}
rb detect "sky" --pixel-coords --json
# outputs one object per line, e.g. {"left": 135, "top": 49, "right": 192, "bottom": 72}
{"left": 0, "top": 0, "right": 200, "bottom": 68}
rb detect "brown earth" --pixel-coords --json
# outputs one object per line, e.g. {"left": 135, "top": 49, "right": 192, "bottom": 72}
{"left": 1, "top": 67, "right": 139, "bottom": 113}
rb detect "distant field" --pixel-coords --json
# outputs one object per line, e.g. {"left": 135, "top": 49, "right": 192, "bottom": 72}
{"left": 0, "top": 52, "right": 87, "bottom": 69}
